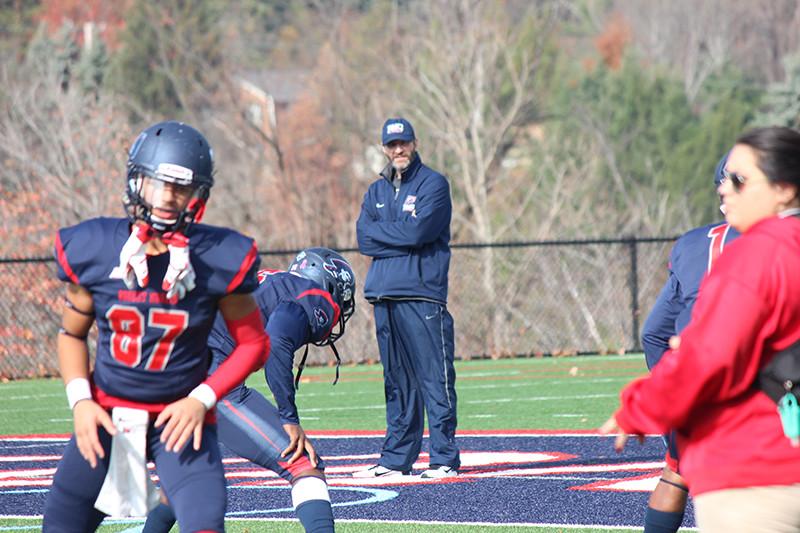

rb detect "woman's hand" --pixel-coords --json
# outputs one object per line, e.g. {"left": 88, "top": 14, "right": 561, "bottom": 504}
{"left": 599, "top": 415, "right": 644, "bottom": 452}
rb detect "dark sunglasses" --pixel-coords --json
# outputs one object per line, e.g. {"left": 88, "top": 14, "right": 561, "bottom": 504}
{"left": 722, "top": 168, "right": 747, "bottom": 191}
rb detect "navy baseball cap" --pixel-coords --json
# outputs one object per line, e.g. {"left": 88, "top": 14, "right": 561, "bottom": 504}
{"left": 381, "top": 118, "right": 415, "bottom": 145}
{"left": 714, "top": 151, "right": 730, "bottom": 188}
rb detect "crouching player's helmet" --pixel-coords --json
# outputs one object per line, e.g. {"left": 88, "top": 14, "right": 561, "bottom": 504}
{"left": 123, "top": 120, "right": 215, "bottom": 233}
{"left": 289, "top": 247, "right": 356, "bottom": 345}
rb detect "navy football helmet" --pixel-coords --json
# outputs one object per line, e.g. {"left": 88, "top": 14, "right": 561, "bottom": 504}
{"left": 288, "top": 247, "right": 356, "bottom": 346}
{"left": 714, "top": 151, "right": 729, "bottom": 189}
{"left": 714, "top": 151, "right": 730, "bottom": 214}
{"left": 123, "top": 120, "right": 214, "bottom": 233}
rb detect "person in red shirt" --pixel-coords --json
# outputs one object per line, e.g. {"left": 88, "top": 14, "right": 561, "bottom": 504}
{"left": 601, "top": 126, "right": 800, "bottom": 532}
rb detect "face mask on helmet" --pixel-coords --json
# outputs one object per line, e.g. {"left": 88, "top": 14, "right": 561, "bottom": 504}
{"left": 288, "top": 247, "right": 356, "bottom": 346}
{"left": 123, "top": 121, "right": 214, "bottom": 234}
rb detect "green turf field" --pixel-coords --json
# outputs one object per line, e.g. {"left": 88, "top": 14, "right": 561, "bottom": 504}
{"left": 0, "top": 355, "right": 650, "bottom": 532}
{"left": 0, "top": 355, "right": 647, "bottom": 436}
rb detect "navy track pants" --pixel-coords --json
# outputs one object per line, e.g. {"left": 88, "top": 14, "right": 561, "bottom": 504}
{"left": 373, "top": 300, "right": 459, "bottom": 471}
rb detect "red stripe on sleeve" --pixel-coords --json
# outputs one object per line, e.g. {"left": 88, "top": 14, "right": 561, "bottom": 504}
{"left": 54, "top": 231, "right": 79, "bottom": 284}
{"left": 225, "top": 242, "right": 259, "bottom": 294}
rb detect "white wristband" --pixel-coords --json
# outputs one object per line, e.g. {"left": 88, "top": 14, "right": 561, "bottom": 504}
{"left": 189, "top": 383, "right": 217, "bottom": 410}
{"left": 65, "top": 378, "right": 92, "bottom": 409}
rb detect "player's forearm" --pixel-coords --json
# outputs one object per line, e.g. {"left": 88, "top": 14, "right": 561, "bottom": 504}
{"left": 265, "top": 338, "right": 301, "bottom": 425}
{"left": 57, "top": 334, "right": 96, "bottom": 409}
{"left": 277, "top": 395, "right": 300, "bottom": 425}
{"left": 57, "top": 335, "right": 91, "bottom": 383}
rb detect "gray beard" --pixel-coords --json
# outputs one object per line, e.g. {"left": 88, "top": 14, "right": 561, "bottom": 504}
{"left": 392, "top": 160, "right": 410, "bottom": 172}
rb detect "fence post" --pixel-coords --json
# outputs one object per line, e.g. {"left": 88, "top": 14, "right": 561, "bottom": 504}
{"left": 627, "top": 238, "right": 641, "bottom": 353}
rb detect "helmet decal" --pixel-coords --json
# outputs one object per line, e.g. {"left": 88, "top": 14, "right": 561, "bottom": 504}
{"left": 155, "top": 162, "right": 194, "bottom": 185}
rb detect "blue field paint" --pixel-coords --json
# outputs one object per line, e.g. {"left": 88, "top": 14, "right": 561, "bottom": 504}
{"left": 226, "top": 485, "right": 399, "bottom": 516}
{"left": 0, "top": 433, "right": 694, "bottom": 529}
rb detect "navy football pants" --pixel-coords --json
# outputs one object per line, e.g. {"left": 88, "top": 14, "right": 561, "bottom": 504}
{"left": 216, "top": 382, "right": 322, "bottom": 481}
{"left": 373, "top": 300, "right": 459, "bottom": 471}
{"left": 43, "top": 421, "right": 226, "bottom": 532}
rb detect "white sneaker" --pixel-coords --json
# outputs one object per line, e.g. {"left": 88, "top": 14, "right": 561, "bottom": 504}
{"left": 420, "top": 465, "right": 458, "bottom": 479}
{"left": 351, "top": 465, "right": 411, "bottom": 478}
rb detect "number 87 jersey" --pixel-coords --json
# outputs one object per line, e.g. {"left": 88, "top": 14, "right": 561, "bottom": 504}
{"left": 54, "top": 217, "right": 260, "bottom": 406}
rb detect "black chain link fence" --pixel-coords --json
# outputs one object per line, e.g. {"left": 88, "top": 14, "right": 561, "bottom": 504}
{"left": 0, "top": 237, "right": 675, "bottom": 380}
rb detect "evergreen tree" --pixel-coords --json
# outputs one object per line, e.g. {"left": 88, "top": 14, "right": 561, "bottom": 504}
{"left": 753, "top": 52, "right": 800, "bottom": 128}
{"left": 556, "top": 56, "right": 758, "bottom": 225}
{"left": 106, "top": 0, "right": 226, "bottom": 117}
{"left": 75, "top": 26, "right": 109, "bottom": 100}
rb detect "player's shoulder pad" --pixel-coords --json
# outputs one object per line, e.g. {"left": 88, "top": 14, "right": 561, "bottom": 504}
{"left": 257, "top": 268, "right": 284, "bottom": 285}
{"left": 188, "top": 223, "right": 261, "bottom": 295}
{"left": 291, "top": 276, "right": 338, "bottom": 342}
{"left": 684, "top": 221, "right": 727, "bottom": 241}
{"left": 54, "top": 217, "right": 129, "bottom": 285}
{"left": 671, "top": 221, "right": 727, "bottom": 254}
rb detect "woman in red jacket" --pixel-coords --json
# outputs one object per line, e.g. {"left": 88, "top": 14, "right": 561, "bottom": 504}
{"left": 601, "top": 126, "right": 800, "bottom": 532}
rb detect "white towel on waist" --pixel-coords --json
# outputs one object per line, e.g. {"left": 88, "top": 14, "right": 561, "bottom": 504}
{"left": 94, "top": 407, "right": 160, "bottom": 517}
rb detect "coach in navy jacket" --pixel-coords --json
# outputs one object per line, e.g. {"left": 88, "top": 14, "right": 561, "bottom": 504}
{"left": 354, "top": 117, "right": 460, "bottom": 479}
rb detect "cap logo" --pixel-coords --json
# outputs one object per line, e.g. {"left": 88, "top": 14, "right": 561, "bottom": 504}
{"left": 386, "top": 123, "right": 405, "bottom": 134}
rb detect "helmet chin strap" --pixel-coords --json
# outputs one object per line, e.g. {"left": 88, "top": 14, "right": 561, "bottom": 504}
{"left": 293, "top": 342, "right": 342, "bottom": 390}
{"left": 186, "top": 197, "right": 207, "bottom": 224}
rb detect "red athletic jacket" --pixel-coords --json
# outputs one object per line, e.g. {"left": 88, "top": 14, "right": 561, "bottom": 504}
{"left": 615, "top": 214, "right": 800, "bottom": 495}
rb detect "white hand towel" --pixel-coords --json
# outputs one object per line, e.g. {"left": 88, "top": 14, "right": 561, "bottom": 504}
{"left": 94, "top": 407, "right": 160, "bottom": 517}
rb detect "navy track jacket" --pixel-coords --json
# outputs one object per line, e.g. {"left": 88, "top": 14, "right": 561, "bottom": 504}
{"left": 357, "top": 153, "right": 451, "bottom": 304}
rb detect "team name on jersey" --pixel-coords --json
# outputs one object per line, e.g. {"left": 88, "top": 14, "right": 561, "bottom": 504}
{"left": 117, "top": 289, "right": 178, "bottom": 305}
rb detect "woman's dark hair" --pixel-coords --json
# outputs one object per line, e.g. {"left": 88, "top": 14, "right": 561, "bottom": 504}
{"left": 736, "top": 126, "right": 800, "bottom": 187}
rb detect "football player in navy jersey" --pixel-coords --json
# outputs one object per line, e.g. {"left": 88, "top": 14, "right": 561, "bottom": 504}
{"left": 44, "top": 120, "right": 268, "bottom": 533}
{"left": 638, "top": 152, "right": 739, "bottom": 533}
{"left": 143, "top": 247, "right": 356, "bottom": 533}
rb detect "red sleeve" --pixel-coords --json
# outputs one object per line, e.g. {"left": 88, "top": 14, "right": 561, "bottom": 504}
{"left": 204, "top": 307, "right": 269, "bottom": 399}
{"left": 615, "top": 263, "right": 772, "bottom": 435}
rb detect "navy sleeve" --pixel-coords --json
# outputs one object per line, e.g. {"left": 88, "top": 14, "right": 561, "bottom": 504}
{"left": 264, "top": 302, "right": 311, "bottom": 425}
{"left": 356, "top": 188, "right": 409, "bottom": 258}
{"left": 361, "top": 176, "right": 451, "bottom": 248}
{"left": 641, "top": 272, "right": 682, "bottom": 370}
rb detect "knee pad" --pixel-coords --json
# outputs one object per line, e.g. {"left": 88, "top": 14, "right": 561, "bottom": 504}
{"left": 292, "top": 476, "right": 330, "bottom": 508}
